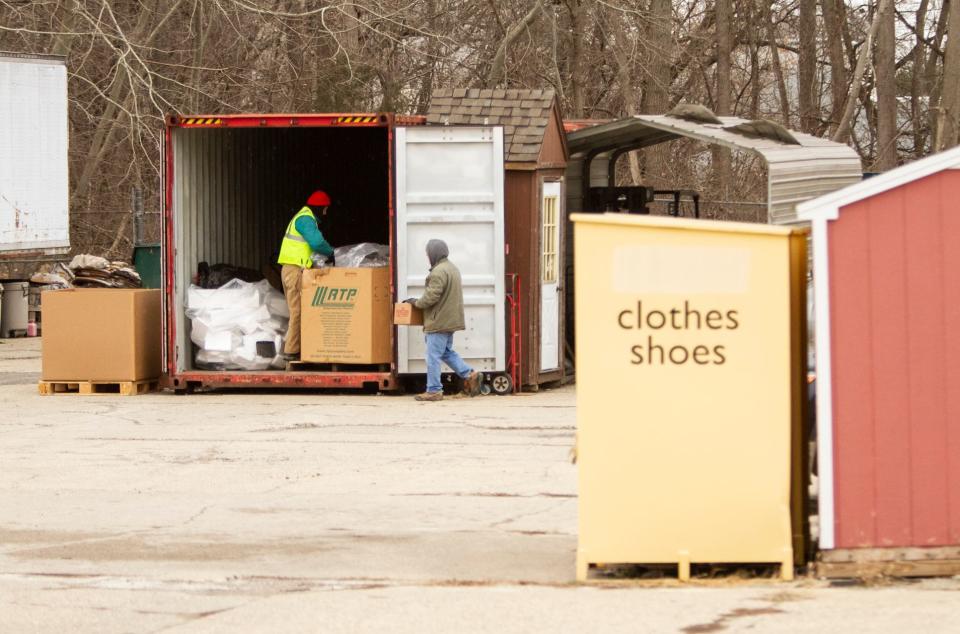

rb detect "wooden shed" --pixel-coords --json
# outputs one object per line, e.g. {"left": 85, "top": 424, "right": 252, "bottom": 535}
{"left": 797, "top": 148, "right": 960, "bottom": 575}
{"left": 428, "top": 88, "right": 569, "bottom": 389}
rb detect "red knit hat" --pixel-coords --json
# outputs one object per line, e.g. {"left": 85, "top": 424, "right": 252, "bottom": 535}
{"left": 307, "top": 190, "right": 331, "bottom": 206}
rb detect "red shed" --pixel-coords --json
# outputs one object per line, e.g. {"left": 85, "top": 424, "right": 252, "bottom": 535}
{"left": 798, "top": 149, "right": 960, "bottom": 570}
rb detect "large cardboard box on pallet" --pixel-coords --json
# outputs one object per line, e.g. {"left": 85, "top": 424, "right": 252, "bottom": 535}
{"left": 301, "top": 267, "right": 391, "bottom": 364}
{"left": 42, "top": 289, "right": 162, "bottom": 381}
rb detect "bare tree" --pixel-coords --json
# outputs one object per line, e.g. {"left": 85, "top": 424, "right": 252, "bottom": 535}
{"left": 821, "top": 0, "right": 848, "bottom": 134}
{"left": 924, "top": 3, "right": 951, "bottom": 149}
{"left": 874, "top": 0, "right": 897, "bottom": 169}
{"left": 0, "top": 0, "right": 956, "bottom": 250}
{"left": 765, "top": 2, "right": 791, "bottom": 126}
{"left": 713, "top": 0, "right": 733, "bottom": 203}
{"left": 939, "top": 0, "right": 960, "bottom": 149}
{"left": 798, "top": 0, "right": 817, "bottom": 133}
{"left": 746, "top": 0, "right": 761, "bottom": 119}
{"left": 565, "top": 0, "right": 587, "bottom": 118}
{"left": 905, "top": 0, "right": 928, "bottom": 156}
{"left": 642, "top": 0, "right": 674, "bottom": 186}
{"left": 486, "top": 1, "right": 544, "bottom": 87}
{"left": 833, "top": 0, "right": 891, "bottom": 144}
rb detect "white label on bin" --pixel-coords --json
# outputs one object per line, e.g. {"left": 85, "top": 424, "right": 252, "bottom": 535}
{"left": 612, "top": 245, "right": 751, "bottom": 295}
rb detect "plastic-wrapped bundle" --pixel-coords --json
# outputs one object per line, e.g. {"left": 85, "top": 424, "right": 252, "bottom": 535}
{"left": 186, "top": 278, "right": 289, "bottom": 370}
{"left": 334, "top": 243, "right": 389, "bottom": 268}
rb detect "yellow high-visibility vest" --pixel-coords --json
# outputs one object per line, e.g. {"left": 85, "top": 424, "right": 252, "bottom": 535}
{"left": 277, "top": 206, "right": 315, "bottom": 268}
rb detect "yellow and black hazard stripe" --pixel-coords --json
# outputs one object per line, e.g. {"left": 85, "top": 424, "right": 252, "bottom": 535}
{"left": 336, "top": 116, "right": 377, "bottom": 124}
{"left": 182, "top": 117, "right": 224, "bottom": 126}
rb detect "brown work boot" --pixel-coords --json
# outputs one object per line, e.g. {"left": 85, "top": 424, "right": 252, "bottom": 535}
{"left": 415, "top": 391, "right": 444, "bottom": 402}
{"left": 464, "top": 371, "right": 482, "bottom": 397}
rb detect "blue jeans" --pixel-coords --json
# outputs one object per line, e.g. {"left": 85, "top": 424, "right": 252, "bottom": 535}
{"left": 425, "top": 332, "right": 473, "bottom": 393}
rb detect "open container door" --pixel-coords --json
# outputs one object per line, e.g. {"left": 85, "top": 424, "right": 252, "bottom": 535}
{"left": 395, "top": 126, "right": 506, "bottom": 375}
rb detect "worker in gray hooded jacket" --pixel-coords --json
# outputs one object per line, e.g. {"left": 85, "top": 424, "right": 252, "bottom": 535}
{"left": 405, "top": 239, "right": 481, "bottom": 401}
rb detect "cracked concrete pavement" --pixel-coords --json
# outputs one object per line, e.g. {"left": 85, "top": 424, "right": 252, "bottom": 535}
{"left": 1, "top": 337, "right": 957, "bottom": 632}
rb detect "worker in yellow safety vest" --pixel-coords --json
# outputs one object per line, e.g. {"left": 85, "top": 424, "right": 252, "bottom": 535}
{"left": 277, "top": 190, "right": 335, "bottom": 362}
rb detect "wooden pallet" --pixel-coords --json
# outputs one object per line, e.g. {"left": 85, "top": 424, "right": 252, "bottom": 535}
{"left": 817, "top": 546, "right": 960, "bottom": 579}
{"left": 38, "top": 379, "right": 159, "bottom": 396}
{"left": 577, "top": 557, "right": 795, "bottom": 582}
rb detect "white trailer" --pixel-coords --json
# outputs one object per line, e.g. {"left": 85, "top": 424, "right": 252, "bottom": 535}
{"left": 0, "top": 53, "right": 69, "bottom": 279}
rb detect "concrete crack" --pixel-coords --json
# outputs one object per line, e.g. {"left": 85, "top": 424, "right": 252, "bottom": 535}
{"left": 488, "top": 499, "right": 571, "bottom": 529}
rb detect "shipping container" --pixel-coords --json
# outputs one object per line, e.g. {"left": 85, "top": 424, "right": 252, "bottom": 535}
{"left": 0, "top": 52, "right": 69, "bottom": 279}
{"left": 162, "top": 113, "right": 507, "bottom": 392}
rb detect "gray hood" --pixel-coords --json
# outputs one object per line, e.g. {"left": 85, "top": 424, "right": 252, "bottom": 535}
{"left": 426, "top": 239, "right": 449, "bottom": 268}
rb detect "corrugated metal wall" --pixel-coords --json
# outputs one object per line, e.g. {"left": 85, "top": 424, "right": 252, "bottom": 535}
{"left": 171, "top": 126, "right": 390, "bottom": 371}
{"left": 768, "top": 153, "right": 863, "bottom": 224}
{"left": 829, "top": 170, "right": 960, "bottom": 548}
{"left": 172, "top": 129, "right": 287, "bottom": 370}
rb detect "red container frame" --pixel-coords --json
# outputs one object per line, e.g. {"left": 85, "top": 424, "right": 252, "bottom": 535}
{"left": 160, "top": 113, "right": 425, "bottom": 392}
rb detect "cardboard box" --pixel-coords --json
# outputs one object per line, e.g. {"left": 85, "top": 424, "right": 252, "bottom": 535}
{"left": 393, "top": 302, "right": 424, "bottom": 326}
{"left": 301, "top": 267, "right": 392, "bottom": 364}
{"left": 42, "top": 289, "right": 162, "bottom": 381}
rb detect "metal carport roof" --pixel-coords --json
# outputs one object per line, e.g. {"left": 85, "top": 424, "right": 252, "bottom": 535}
{"left": 566, "top": 115, "right": 863, "bottom": 224}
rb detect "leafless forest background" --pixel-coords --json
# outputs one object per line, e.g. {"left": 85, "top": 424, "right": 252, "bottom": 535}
{"left": 0, "top": 0, "right": 955, "bottom": 257}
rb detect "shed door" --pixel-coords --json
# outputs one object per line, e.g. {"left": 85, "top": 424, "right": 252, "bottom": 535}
{"left": 395, "top": 126, "right": 506, "bottom": 374}
{"left": 540, "top": 181, "right": 561, "bottom": 372}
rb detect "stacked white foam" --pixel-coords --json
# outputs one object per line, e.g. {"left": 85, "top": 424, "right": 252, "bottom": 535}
{"left": 186, "top": 278, "right": 290, "bottom": 370}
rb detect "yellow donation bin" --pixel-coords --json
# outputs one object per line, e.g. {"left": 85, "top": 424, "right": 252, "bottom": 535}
{"left": 572, "top": 214, "right": 807, "bottom": 582}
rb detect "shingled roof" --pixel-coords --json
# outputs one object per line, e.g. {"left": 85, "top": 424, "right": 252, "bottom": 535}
{"left": 427, "top": 88, "right": 557, "bottom": 163}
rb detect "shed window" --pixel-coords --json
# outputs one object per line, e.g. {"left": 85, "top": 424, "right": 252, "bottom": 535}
{"left": 542, "top": 193, "right": 559, "bottom": 283}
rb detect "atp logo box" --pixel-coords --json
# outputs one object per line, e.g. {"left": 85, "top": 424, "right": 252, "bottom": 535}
{"left": 301, "top": 267, "right": 392, "bottom": 364}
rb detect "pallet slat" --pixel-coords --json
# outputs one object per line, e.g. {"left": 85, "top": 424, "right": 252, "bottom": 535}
{"left": 819, "top": 546, "right": 960, "bottom": 563}
{"left": 817, "top": 559, "right": 960, "bottom": 579}
{"left": 38, "top": 379, "right": 158, "bottom": 396}
{"left": 578, "top": 559, "right": 794, "bottom": 582}
{"left": 817, "top": 546, "right": 960, "bottom": 579}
